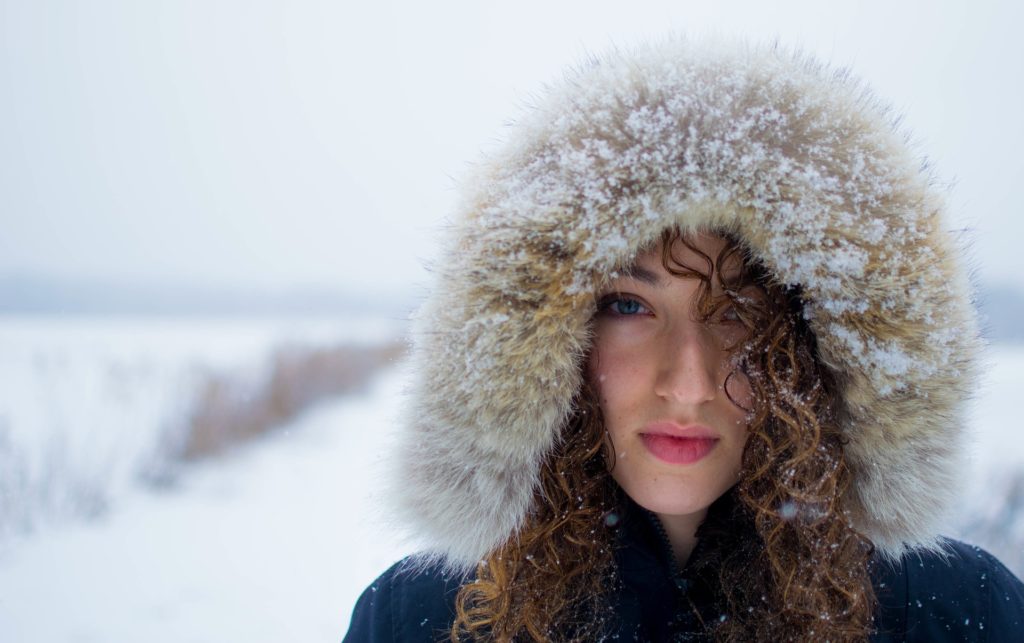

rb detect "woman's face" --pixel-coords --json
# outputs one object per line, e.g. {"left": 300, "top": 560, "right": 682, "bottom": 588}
{"left": 588, "top": 233, "right": 754, "bottom": 522}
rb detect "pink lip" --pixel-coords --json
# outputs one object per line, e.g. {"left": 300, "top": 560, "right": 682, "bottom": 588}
{"left": 640, "top": 422, "right": 719, "bottom": 464}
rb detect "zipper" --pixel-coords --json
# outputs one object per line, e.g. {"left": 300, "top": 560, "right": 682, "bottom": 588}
{"left": 642, "top": 509, "right": 691, "bottom": 594}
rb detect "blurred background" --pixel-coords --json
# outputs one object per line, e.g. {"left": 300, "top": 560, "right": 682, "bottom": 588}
{"left": 1, "top": 0, "right": 1022, "bottom": 640}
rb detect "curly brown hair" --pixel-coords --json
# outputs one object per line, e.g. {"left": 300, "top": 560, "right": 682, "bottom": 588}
{"left": 450, "top": 228, "right": 876, "bottom": 642}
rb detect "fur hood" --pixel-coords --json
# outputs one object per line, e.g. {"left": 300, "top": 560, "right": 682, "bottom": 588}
{"left": 390, "top": 38, "right": 981, "bottom": 571}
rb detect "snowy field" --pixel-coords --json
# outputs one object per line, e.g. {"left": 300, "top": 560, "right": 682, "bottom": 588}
{"left": 0, "top": 368, "right": 410, "bottom": 642}
{"left": 0, "top": 317, "right": 1021, "bottom": 642}
{"left": 0, "top": 314, "right": 405, "bottom": 540}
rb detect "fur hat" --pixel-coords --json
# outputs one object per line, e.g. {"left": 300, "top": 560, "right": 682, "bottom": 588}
{"left": 390, "top": 38, "right": 981, "bottom": 571}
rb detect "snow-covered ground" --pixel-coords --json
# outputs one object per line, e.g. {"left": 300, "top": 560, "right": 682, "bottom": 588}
{"left": 0, "top": 317, "right": 1020, "bottom": 642}
{"left": 950, "top": 346, "right": 1024, "bottom": 575}
{"left": 0, "top": 314, "right": 404, "bottom": 540}
{"left": 0, "top": 367, "right": 411, "bottom": 642}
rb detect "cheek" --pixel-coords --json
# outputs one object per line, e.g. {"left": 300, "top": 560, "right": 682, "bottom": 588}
{"left": 587, "top": 348, "right": 642, "bottom": 413}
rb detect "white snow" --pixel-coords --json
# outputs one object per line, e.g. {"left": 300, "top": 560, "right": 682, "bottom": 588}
{"left": 0, "top": 362, "right": 410, "bottom": 642}
{"left": 0, "top": 314, "right": 404, "bottom": 539}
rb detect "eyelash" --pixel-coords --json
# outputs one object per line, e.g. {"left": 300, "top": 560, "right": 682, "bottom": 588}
{"left": 597, "top": 295, "right": 744, "bottom": 325}
{"left": 718, "top": 304, "right": 741, "bottom": 323}
{"left": 598, "top": 295, "right": 651, "bottom": 317}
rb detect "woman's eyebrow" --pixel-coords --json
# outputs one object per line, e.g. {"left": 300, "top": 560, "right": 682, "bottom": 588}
{"left": 617, "top": 265, "right": 666, "bottom": 287}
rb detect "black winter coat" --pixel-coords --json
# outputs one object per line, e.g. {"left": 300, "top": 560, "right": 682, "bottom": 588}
{"left": 344, "top": 498, "right": 1024, "bottom": 642}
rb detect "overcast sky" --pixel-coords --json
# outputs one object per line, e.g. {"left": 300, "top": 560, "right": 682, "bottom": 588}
{"left": 2, "top": 0, "right": 1022, "bottom": 299}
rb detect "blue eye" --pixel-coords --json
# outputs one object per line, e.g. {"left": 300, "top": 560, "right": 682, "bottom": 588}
{"left": 613, "top": 299, "right": 643, "bottom": 315}
{"left": 600, "top": 296, "right": 649, "bottom": 317}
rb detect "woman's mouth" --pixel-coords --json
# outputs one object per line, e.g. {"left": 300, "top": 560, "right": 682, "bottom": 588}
{"left": 640, "top": 433, "right": 719, "bottom": 464}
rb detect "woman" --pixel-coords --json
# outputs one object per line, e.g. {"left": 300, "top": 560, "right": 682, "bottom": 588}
{"left": 344, "top": 39, "right": 1024, "bottom": 641}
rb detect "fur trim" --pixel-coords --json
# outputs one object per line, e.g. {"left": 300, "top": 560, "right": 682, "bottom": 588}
{"left": 390, "top": 38, "right": 981, "bottom": 571}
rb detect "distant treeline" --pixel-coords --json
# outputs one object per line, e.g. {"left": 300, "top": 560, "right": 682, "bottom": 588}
{"left": 2, "top": 275, "right": 1023, "bottom": 343}
{"left": 977, "top": 285, "right": 1024, "bottom": 343}
{"left": 0, "top": 275, "right": 417, "bottom": 318}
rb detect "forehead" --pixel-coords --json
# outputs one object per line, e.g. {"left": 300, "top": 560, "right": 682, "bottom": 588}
{"left": 630, "top": 232, "right": 740, "bottom": 277}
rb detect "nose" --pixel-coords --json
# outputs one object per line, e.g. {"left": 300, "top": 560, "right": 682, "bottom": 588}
{"left": 653, "top": 321, "right": 719, "bottom": 405}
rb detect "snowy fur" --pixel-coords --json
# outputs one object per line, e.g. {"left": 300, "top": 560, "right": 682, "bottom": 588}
{"left": 390, "top": 38, "right": 981, "bottom": 571}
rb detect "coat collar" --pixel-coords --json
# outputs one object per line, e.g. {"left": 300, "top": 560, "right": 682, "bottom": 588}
{"left": 609, "top": 494, "right": 733, "bottom": 640}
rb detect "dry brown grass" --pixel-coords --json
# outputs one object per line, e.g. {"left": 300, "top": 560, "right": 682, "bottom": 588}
{"left": 178, "top": 341, "right": 405, "bottom": 460}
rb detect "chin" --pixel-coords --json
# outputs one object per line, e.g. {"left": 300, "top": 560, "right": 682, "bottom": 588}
{"left": 638, "top": 495, "right": 715, "bottom": 518}
{"left": 622, "top": 483, "right": 722, "bottom": 518}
